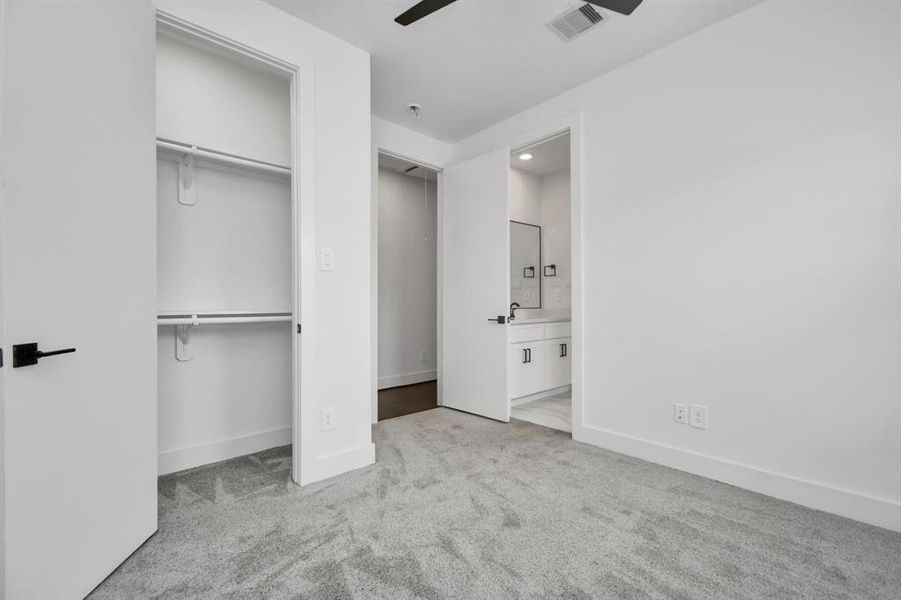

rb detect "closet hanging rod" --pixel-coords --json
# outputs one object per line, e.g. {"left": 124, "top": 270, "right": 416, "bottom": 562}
{"left": 156, "top": 138, "right": 292, "bottom": 176}
{"left": 157, "top": 311, "right": 292, "bottom": 326}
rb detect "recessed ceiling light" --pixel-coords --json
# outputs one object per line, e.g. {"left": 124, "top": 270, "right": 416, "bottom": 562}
{"left": 519, "top": 153, "right": 533, "bottom": 161}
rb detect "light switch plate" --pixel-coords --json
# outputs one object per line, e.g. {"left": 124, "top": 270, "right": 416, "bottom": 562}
{"left": 673, "top": 403, "right": 687, "bottom": 424}
{"left": 319, "top": 248, "right": 335, "bottom": 271}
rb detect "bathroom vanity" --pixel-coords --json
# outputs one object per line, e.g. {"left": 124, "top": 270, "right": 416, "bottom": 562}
{"left": 508, "top": 317, "right": 572, "bottom": 400}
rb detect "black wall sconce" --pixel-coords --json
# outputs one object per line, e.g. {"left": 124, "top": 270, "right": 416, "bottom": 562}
{"left": 523, "top": 266, "right": 535, "bottom": 279}
{"left": 544, "top": 264, "right": 557, "bottom": 277}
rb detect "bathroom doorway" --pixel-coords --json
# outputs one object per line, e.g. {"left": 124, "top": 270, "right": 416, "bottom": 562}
{"left": 507, "top": 132, "right": 574, "bottom": 433}
{"left": 376, "top": 152, "right": 440, "bottom": 420}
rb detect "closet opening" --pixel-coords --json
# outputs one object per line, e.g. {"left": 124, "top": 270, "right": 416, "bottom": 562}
{"left": 376, "top": 151, "right": 440, "bottom": 421}
{"left": 155, "top": 18, "right": 300, "bottom": 476}
{"left": 507, "top": 132, "right": 573, "bottom": 434}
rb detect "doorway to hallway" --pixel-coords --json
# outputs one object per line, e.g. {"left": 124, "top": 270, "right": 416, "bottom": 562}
{"left": 376, "top": 152, "right": 440, "bottom": 420}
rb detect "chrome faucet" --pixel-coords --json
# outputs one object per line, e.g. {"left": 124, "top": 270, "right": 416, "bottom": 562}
{"left": 509, "top": 302, "right": 521, "bottom": 321}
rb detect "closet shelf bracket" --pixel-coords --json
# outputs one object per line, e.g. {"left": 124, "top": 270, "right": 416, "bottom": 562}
{"left": 175, "top": 315, "right": 199, "bottom": 362}
{"left": 178, "top": 146, "right": 197, "bottom": 206}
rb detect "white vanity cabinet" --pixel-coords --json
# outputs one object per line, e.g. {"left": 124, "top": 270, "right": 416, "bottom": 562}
{"left": 544, "top": 338, "right": 571, "bottom": 390}
{"left": 508, "top": 340, "right": 544, "bottom": 399}
{"left": 508, "top": 321, "right": 572, "bottom": 400}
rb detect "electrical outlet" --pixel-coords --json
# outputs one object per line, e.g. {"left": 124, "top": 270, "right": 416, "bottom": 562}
{"left": 554, "top": 288, "right": 562, "bottom": 302}
{"left": 673, "top": 403, "right": 688, "bottom": 424}
{"left": 689, "top": 404, "right": 708, "bottom": 430}
{"left": 321, "top": 406, "right": 335, "bottom": 431}
{"left": 319, "top": 248, "right": 335, "bottom": 271}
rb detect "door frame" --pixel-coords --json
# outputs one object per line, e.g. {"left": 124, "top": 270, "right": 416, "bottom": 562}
{"left": 506, "top": 113, "right": 584, "bottom": 434}
{"left": 371, "top": 149, "right": 444, "bottom": 423}
{"left": 153, "top": 11, "right": 309, "bottom": 483}
{"left": 0, "top": 2, "right": 8, "bottom": 593}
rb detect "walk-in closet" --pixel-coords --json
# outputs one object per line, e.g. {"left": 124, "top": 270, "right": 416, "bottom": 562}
{"left": 155, "top": 24, "right": 297, "bottom": 475}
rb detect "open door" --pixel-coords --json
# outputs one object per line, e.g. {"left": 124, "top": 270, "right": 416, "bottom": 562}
{"left": 1, "top": 2, "right": 158, "bottom": 597}
{"left": 441, "top": 148, "right": 510, "bottom": 421}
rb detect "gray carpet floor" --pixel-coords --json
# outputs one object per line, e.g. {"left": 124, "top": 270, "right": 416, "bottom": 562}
{"left": 90, "top": 408, "right": 901, "bottom": 599}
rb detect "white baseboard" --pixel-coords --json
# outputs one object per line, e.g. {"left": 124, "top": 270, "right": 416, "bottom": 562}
{"left": 510, "top": 385, "right": 571, "bottom": 407}
{"left": 300, "top": 442, "right": 375, "bottom": 485}
{"left": 573, "top": 423, "right": 901, "bottom": 532}
{"left": 158, "top": 426, "right": 292, "bottom": 476}
{"left": 378, "top": 370, "right": 437, "bottom": 390}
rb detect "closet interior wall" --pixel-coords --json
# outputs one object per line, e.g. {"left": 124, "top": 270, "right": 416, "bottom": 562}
{"left": 155, "top": 31, "right": 294, "bottom": 475}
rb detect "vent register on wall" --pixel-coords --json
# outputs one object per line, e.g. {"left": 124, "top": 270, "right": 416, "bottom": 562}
{"left": 154, "top": 30, "right": 296, "bottom": 475}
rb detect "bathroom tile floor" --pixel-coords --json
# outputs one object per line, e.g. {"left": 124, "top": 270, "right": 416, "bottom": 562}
{"left": 511, "top": 391, "right": 571, "bottom": 433}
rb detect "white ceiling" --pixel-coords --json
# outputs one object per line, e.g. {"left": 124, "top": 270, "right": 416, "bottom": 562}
{"left": 266, "top": 0, "right": 759, "bottom": 142}
{"left": 512, "top": 133, "right": 570, "bottom": 176}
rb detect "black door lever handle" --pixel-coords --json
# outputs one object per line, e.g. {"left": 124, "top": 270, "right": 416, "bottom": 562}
{"left": 487, "top": 316, "right": 506, "bottom": 324}
{"left": 13, "top": 343, "right": 76, "bottom": 368}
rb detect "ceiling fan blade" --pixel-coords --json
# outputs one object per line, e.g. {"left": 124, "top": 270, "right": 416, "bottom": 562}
{"left": 585, "top": 0, "right": 644, "bottom": 16}
{"left": 395, "top": 0, "right": 458, "bottom": 26}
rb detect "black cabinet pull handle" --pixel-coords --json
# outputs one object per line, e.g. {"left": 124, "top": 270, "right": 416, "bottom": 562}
{"left": 13, "top": 343, "right": 76, "bottom": 368}
{"left": 526, "top": 348, "right": 532, "bottom": 363}
{"left": 488, "top": 315, "right": 506, "bottom": 324}
{"left": 560, "top": 343, "right": 567, "bottom": 357}
{"left": 522, "top": 348, "right": 528, "bottom": 363}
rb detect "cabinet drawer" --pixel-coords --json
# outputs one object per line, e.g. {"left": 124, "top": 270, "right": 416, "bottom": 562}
{"left": 508, "top": 324, "right": 544, "bottom": 343}
{"left": 544, "top": 322, "right": 571, "bottom": 339}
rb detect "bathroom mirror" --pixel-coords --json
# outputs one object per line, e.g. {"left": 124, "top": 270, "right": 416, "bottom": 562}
{"left": 510, "top": 221, "right": 541, "bottom": 309}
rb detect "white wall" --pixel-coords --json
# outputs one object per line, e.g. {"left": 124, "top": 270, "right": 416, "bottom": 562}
{"left": 156, "top": 149, "right": 293, "bottom": 473}
{"left": 540, "top": 170, "right": 571, "bottom": 311}
{"left": 377, "top": 168, "right": 437, "bottom": 389}
{"left": 453, "top": 0, "right": 901, "bottom": 530}
{"left": 373, "top": 116, "right": 454, "bottom": 168}
{"left": 157, "top": 324, "right": 292, "bottom": 473}
{"left": 510, "top": 167, "right": 541, "bottom": 224}
{"left": 156, "top": 33, "right": 290, "bottom": 165}
{"left": 156, "top": 0, "right": 374, "bottom": 485}
{"left": 510, "top": 166, "right": 572, "bottom": 313}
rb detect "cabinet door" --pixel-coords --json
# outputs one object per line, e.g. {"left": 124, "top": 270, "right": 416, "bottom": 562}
{"left": 523, "top": 342, "right": 544, "bottom": 396}
{"left": 508, "top": 343, "right": 527, "bottom": 399}
{"left": 508, "top": 342, "right": 544, "bottom": 399}
{"left": 544, "top": 338, "right": 572, "bottom": 390}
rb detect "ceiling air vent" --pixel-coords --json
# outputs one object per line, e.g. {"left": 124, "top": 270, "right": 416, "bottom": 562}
{"left": 547, "top": 3, "right": 604, "bottom": 42}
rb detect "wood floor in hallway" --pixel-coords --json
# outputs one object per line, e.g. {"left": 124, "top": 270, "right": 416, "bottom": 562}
{"left": 378, "top": 380, "right": 438, "bottom": 421}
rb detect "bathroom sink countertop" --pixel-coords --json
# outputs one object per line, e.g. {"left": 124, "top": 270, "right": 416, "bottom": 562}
{"left": 509, "top": 316, "right": 571, "bottom": 325}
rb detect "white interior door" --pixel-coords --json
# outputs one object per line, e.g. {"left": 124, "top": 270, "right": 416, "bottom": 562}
{"left": 1, "top": 2, "right": 158, "bottom": 597}
{"left": 441, "top": 148, "right": 510, "bottom": 421}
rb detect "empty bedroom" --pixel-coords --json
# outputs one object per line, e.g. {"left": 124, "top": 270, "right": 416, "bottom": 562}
{"left": 1, "top": 0, "right": 898, "bottom": 598}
